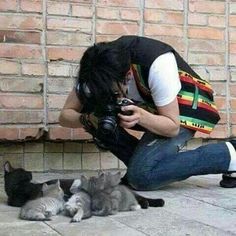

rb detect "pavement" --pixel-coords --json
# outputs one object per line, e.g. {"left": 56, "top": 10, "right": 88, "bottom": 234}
{"left": 0, "top": 171, "right": 236, "bottom": 236}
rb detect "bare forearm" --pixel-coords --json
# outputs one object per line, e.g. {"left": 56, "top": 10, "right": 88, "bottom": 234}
{"left": 59, "top": 109, "right": 83, "bottom": 128}
{"left": 138, "top": 109, "right": 180, "bottom": 137}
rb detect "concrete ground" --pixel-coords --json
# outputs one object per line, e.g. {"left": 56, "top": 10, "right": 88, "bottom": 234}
{"left": 0, "top": 171, "right": 236, "bottom": 236}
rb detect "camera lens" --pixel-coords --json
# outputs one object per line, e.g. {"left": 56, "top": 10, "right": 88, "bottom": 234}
{"left": 98, "top": 116, "right": 117, "bottom": 135}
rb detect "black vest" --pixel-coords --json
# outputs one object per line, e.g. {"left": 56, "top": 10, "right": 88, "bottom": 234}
{"left": 114, "top": 36, "right": 220, "bottom": 134}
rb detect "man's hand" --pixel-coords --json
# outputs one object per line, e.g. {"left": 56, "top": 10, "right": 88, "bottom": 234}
{"left": 118, "top": 105, "right": 142, "bottom": 128}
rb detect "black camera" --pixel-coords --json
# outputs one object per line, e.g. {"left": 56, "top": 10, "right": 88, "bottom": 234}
{"left": 95, "top": 98, "right": 134, "bottom": 135}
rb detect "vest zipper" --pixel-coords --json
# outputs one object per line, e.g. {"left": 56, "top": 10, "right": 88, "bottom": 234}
{"left": 192, "top": 85, "right": 199, "bottom": 109}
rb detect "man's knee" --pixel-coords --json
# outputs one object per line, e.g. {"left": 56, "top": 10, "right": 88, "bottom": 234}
{"left": 126, "top": 168, "right": 151, "bottom": 190}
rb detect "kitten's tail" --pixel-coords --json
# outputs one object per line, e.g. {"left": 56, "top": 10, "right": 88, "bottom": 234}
{"left": 134, "top": 194, "right": 165, "bottom": 209}
{"left": 19, "top": 209, "right": 52, "bottom": 221}
{"left": 92, "top": 205, "right": 110, "bottom": 216}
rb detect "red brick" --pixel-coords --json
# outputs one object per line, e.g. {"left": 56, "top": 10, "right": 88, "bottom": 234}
{"left": 188, "top": 39, "right": 225, "bottom": 53}
{"left": 48, "top": 63, "right": 71, "bottom": 77}
{"left": 0, "top": 128, "right": 19, "bottom": 140}
{"left": 97, "top": 21, "right": 139, "bottom": 35}
{"left": 47, "top": 94, "right": 68, "bottom": 109}
{"left": 97, "top": 0, "right": 139, "bottom": 8}
{"left": 0, "top": 78, "right": 43, "bottom": 93}
{"left": 194, "top": 131, "right": 210, "bottom": 139}
{"left": 22, "top": 63, "right": 45, "bottom": 76}
{"left": 144, "top": 9, "right": 162, "bottom": 23}
{"left": 188, "top": 52, "right": 224, "bottom": 66}
{"left": 47, "top": 47, "right": 86, "bottom": 62}
{"left": 163, "top": 11, "right": 184, "bottom": 25}
{"left": 20, "top": 0, "right": 42, "bottom": 13}
{"left": 120, "top": 9, "right": 140, "bottom": 21}
{"left": 211, "top": 82, "right": 226, "bottom": 96}
{"left": 230, "top": 54, "right": 236, "bottom": 66}
{"left": 48, "top": 111, "right": 60, "bottom": 123}
{"left": 47, "top": 18, "right": 92, "bottom": 33}
{"left": 209, "top": 70, "right": 227, "bottom": 82}
{"left": 218, "top": 112, "right": 227, "bottom": 124}
{"left": 0, "top": 30, "right": 41, "bottom": 44}
{"left": 72, "top": 128, "right": 93, "bottom": 140}
{"left": 72, "top": 4, "right": 93, "bottom": 17}
{"left": 0, "top": 15, "right": 42, "bottom": 30}
{"left": 19, "top": 128, "right": 44, "bottom": 140}
{"left": 189, "top": 0, "right": 225, "bottom": 14}
{"left": 47, "top": 31, "right": 92, "bottom": 46}
{"left": 230, "top": 98, "right": 236, "bottom": 111}
{"left": 230, "top": 43, "right": 236, "bottom": 54}
{"left": 230, "top": 30, "right": 236, "bottom": 42}
{"left": 151, "top": 36, "right": 185, "bottom": 53}
{"left": 96, "top": 7, "right": 120, "bottom": 20}
{"left": 96, "top": 35, "right": 121, "bottom": 43}
{"left": 0, "top": 60, "right": 20, "bottom": 75}
{"left": 230, "top": 84, "right": 236, "bottom": 96}
{"left": 145, "top": 24, "right": 183, "bottom": 37}
{"left": 0, "top": 95, "right": 43, "bottom": 109}
{"left": 0, "top": 111, "right": 43, "bottom": 124}
{"left": 231, "top": 125, "right": 236, "bottom": 137}
{"left": 230, "top": 113, "right": 236, "bottom": 125}
{"left": 214, "top": 96, "right": 227, "bottom": 110}
{"left": 230, "top": 15, "right": 236, "bottom": 27}
{"left": 188, "top": 13, "right": 208, "bottom": 26}
{"left": 47, "top": 1, "right": 70, "bottom": 15}
{"left": 209, "top": 125, "right": 228, "bottom": 139}
{"left": 48, "top": 127, "right": 72, "bottom": 140}
{"left": 188, "top": 27, "right": 224, "bottom": 40}
{"left": 0, "top": 0, "right": 17, "bottom": 11}
{"left": 0, "top": 44, "right": 42, "bottom": 59}
{"left": 145, "top": 0, "right": 184, "bottom": 11}
{"left": 47, "top": 78, "right": 74, "bottom": 93}
{"left": 208, "top": 16, "right": 225, "bottom": 28}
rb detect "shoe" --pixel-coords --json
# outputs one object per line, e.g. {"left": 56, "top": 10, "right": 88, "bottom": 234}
{"left": 229, "top": 139, "right": 236, "bottom": 149}
{"left": 219, "top": 173, "right": 236, "bottom": 188}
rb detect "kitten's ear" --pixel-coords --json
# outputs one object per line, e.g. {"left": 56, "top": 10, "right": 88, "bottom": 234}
{"left": 98, "top": 170, "right": 105, "bottom": 176}
{"left": 4, "top": 161, "right": 14, "bottom": 173}
{"left": 42, "top": 183, "right": 49, "bottom": 191}
{"left": 99, "top": 172, "right": 106, "bottom": 181}
{"left": 81, "top": 175, "right": 88, "bottom": 185}
{"left": 110, "top": 172, "right": 122, "bottom": 186}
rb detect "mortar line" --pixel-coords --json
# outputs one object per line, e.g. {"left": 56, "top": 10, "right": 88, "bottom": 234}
{"left": 92, "top": 0, "right": 97, "bottom": 44}
{"left": 42, "top": 0, "right": 48, "bottom": 132}
{"left": 225, "top": 0, "right": 231, "bottom": 137}
{"left": 139, "top": 0, "right": 144, "bottom": 36}
{"left": 183, "top": 0, "right": 189, "bottom": 61}
{"left": 42, "top": 0, "right": 48, "bottom": 171}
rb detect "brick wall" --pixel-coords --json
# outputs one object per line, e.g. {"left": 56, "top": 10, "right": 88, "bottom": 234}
{"left": 0, "top": 0, "right": 236, "bottom": 142}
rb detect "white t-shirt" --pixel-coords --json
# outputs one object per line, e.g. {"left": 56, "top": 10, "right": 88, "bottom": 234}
{"left": 127, "top": 52, "right": 181, "bottom": 107}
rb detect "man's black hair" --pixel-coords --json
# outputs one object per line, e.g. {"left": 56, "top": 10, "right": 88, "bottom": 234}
{"left": 76, "top": 41, "right": 131, "bottom": 110}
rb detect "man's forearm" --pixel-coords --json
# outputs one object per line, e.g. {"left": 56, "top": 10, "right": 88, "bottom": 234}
{"left": 59, "top": 109, "right": 83, "bottom": 128}
{"left": 138, "top": 109, "right": 180, "bottom": 137}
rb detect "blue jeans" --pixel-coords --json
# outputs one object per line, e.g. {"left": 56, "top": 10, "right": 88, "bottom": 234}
{"left": 91, "top": 125, "right": 231, "bottom": 190}
{"left": 126, "top": 127, "right": 231, "bottom": 190}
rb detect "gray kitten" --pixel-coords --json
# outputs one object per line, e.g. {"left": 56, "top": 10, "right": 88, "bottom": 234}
{"left": 72, "top": 172, "right": 140, "bottom": 216}
{"left": 19, "top": 180, "right": 64, "bottom": 221}
{"left": 64, "top": 191, "right": 92, "bottom": 222}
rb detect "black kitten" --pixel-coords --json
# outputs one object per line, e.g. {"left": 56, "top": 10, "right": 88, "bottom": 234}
{"left": 3, "top": 161, "right": 74, "bottom": 207}
{"left": 4, "top": 161, "right": 43, "bottom": 207}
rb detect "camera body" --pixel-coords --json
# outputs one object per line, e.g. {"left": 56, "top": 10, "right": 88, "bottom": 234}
{"left": 96, "top": 98, "right": 133, "bottom": 135}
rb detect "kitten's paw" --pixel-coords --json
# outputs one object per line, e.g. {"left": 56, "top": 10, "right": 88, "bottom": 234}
{"left": 71, "top": 216, "right": 82, "bottom": 223}
{"left": 45, "top": 211, "right": 53, "bottom": 218}
{"left": 130, "top": 204, "right": 141, "bottom": 211}
{"left": 65, "top": 204, "right": 76, "bottom": 215}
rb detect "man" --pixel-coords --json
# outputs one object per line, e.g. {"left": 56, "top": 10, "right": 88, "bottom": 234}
{"left": 59, "top": 35, "right": 236, "bottom": 190}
